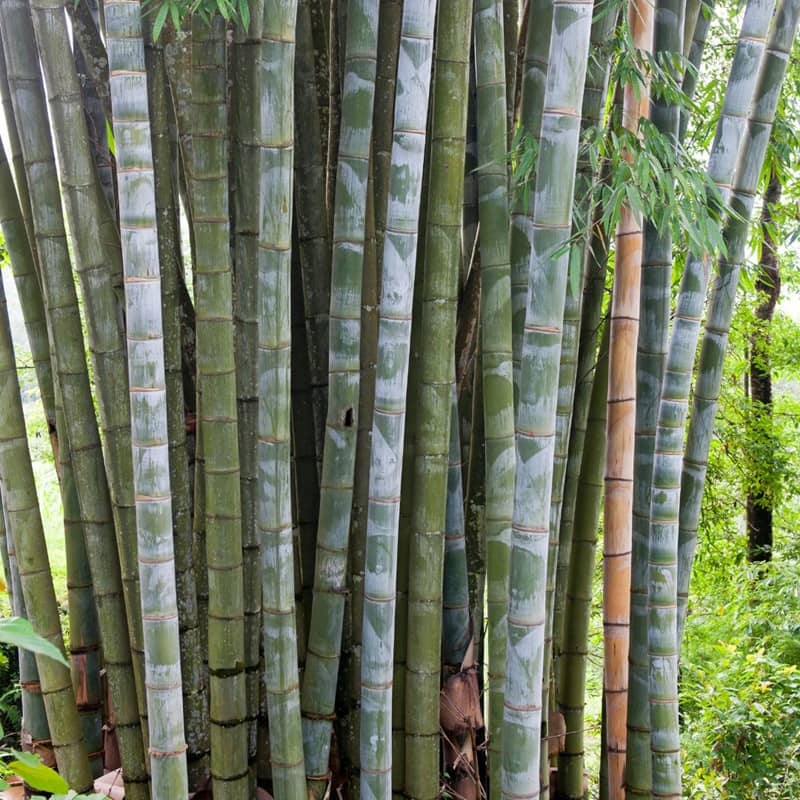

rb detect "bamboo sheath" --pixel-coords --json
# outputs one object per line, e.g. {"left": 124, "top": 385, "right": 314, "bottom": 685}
{"left": 358, "top": 3, "right": 437, "bottom": 797}
{"left": 502, "top": 1, "right": 593, "bottom": 797}
{"left": 0, "top": 9, "right": 150, "bottom": 794}
{"left": 301, "top": 1, "right": 379, "bottom": 794}
{"left": 603, "top": 1, "right": 653, "bottom": 796}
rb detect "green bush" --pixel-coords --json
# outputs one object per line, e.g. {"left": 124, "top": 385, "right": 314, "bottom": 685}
{"left": 682, "top": 558, "right": 800, "bottom": 799}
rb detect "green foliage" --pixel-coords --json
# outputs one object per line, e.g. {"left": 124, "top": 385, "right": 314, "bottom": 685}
{"left": 682, "top": 559, "right": 800, "bottom": 800}
{"left": 0, "top": 618, "right": 68, "bottom": 669}
{"left": 144, "top": 0, "right": 251, "bottom": 40}
{"left": 593, "top": 119, "right": 728, "bottom": 255}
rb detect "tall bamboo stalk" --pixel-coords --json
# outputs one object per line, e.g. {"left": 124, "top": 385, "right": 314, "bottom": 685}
{"left": 0, "top": 40, "right": 42, "bottom": 327}
{"left": 145, "top": 25, "right": 209, "bottom": 789}
{"left": 301, "top": 1, "right": 379, "bottom": 795}
{"left": 358, "top": 3, "right": 438, "bottom": 796}
{"left": 187, "top": 15, "right": 249, "bottom": 798}
{"left": 403, "top": 4, "right": 471, "bottom": 796}
{"left": 28, "top": 0, "right": 149, "bottom": 733}
{"left": 557, "top": 326, "right": 609, "bottom": 799}
{"left": 443, "top": 383, "right": 472, "bottom": 668}
{"left": 0, "top": 12, "right": 150, "bottom": 794}
{"left": 257, "top": 3, "right": 305, "bottom": 798}
{"left": 0, "top": 276, "right": 92, "bottom": 792}
{"left": 551, "top": 0, "right": 619, "bottom": 668}
{"left": 473, "top": 0, "right": 515, "bottom": 791}
{"left": 509, "top": 0, "right": 553, "bottom": 397}
{"left": 101, "top": 1, "right": 190, "bottom": 792}
{"left": 672, "top": 0, "right": 800, "bottom": 760}
{"left": 625, "top": 0, "right": 686, "bottom": 792}
{"left": 602, "top": 2, "right": 653, "bottom": 796}
{"left": 0, "top": 487, "right": 53, "bottom": 769}
{"left": 59, "top": 399, "right": 104, "bottom": 779}
{"left": 295, "top": 0, "right": 332, "bottom": 467}
{"left": 502, "top": 1, "right": 593, "bottom": 796}
{"left": 231, "top": 11, "right": 265, "bottom": 777}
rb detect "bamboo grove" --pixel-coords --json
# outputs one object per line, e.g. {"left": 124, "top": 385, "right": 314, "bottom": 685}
{"left": 0, "top": 0, "right": 796, "bottom": 797}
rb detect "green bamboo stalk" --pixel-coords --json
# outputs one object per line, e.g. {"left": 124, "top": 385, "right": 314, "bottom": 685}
{"left": 502, "top": 1, "right": 593, "bottom": 796}
{"left": 257, "top": 3, "right": 305, "bottom": 798}
{"left": 28, "top": 0, "right": 150, "bottom": 733}
{"left": 509, "top": 0, "right": 554, "bottom": 398}
{"left": 359, "top": 3, "right": 438, "bottom": 796}
{"left": 504, "top": 0, "right": 519, "bottom": 135}
{"left": 289, "top": 247, "right": 317, "bottom": 670}
{"left": 145, "top": 24, "right": 209, "bottom": 790}
{"left": 102, "top": 1, "right": 189, "bottom": 792}
{"left": 0, "top": 486, "right": 53, "bottom": 769}
{"left": 403, "top": 3, "right": 471, "bottom": 796}
{"left": 674, "top": 0, "right": 797, "bottom": 691}
{"left": 186, "top": 14, "right": 249, "bottom": 799}
{"left": 626, "top": 0, "right": 686, "bottom": 791}
{"left": 72, "top": 0, "right": 115, "bottom": 212}
{"left": 65, "top": 0, "right": 112, "bottom": 122}
{"left": 343, "top": 158, "right": 380, "bottom": 782}
{"left": 443, "top": 383, "right": 472, "bottom": 668}
{"left": 0, "top": 12, "right": 150, "bottom": 794}
{"left": 473, "top": 0, "right": 515, "bottom": 792}
{"left": 546, "top": 10, "right": 618, "bottom": 788}
{"left": 462, "top": 67, "right": 479, "bottom": 287}
{"left": 295, "top": 1, "right": 332, "bottom": 467}
{"left": 231, "top": 10, "right": 265, "bottom": 780}
{"left": 60, "top": 406, "right": 104, "bottom": 779}
{"left": 372, "top": 0, "right": 402, "bottom": 275}
{"left": 652, "top": 3, "right": 792, "bottom": 794}
{"left": 556, "top": 326, "right": 608, "bottom": 800}
{"left": 0, "top": 134, "right": 54, "bottom": 434}
{"left": 0, "top": 277, "right": 92, "bottom": 792}
{"left": 678, "top": 0, "right": 714, "bottom": 142}
{"left": 0, "top": 40, "right": 40, "bottom": 304}
{"left": 292, "top": 4, "right": 323, "bottom": 646}
{"left": 301, "top": 2, "right": 379, "bottom": 795}
{"left": 551, "top": 0, "right": 619, "bottom": 671}
{"left": 2, "top": 118, "right": 102, "bottom": 777}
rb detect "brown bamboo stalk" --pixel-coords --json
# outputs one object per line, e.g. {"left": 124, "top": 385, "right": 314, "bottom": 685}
{"left": 603, "top": 1, "right": 653, "bottom": 796}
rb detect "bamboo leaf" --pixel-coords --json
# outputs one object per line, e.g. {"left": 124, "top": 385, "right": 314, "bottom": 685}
{"left": 7, "top": 754, "right": 69, "bottom": 793}
{"left": 0, "top": 618, "right": 68, "bottom": 668}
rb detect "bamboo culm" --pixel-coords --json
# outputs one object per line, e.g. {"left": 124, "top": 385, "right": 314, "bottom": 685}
{"left": 103, "top": 1, "right": 189, "bottom": 793}
{"left": 358, "top": 3, "right": 438, "bottom": 796}
{"left": 502, "top": 2, "right": 593, "bottom": 796}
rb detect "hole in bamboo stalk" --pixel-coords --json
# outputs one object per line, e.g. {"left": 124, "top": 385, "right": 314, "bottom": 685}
{"left": 343, "top": 408, "right": 354, "bottom": 427}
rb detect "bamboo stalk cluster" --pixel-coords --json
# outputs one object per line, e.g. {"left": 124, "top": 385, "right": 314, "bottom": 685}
{"left": 0, "top": 0, "right": 797, "bottom": 799}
